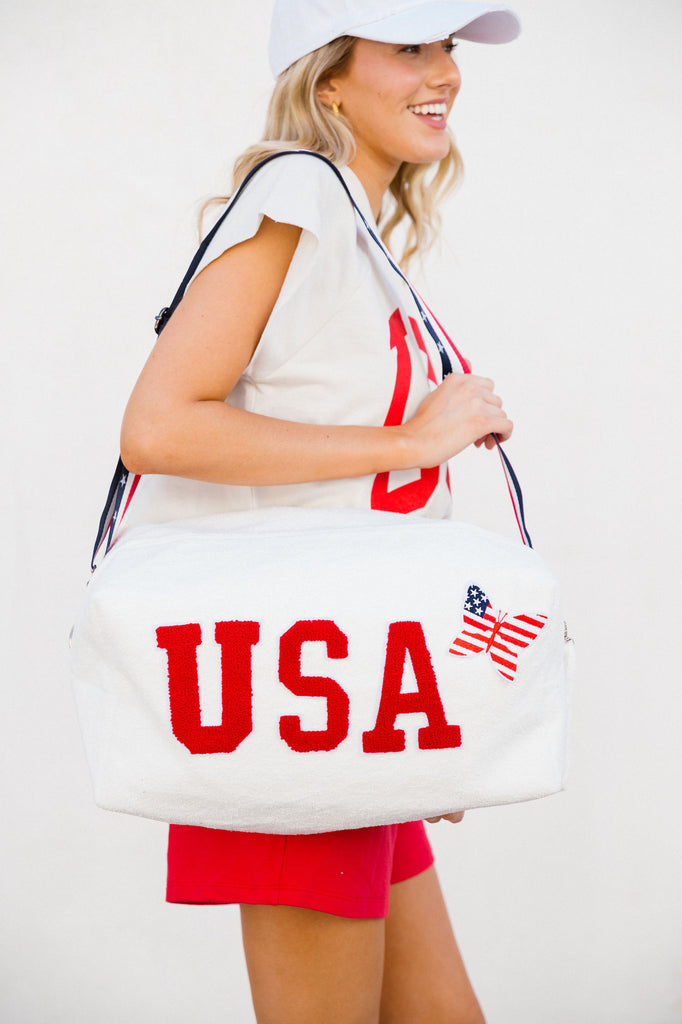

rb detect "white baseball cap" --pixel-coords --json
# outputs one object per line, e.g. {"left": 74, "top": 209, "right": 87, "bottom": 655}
{"left": 269, "top": 0, "right": 522, "bottom": 78}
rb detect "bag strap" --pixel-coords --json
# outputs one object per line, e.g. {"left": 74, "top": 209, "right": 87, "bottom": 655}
{"left": 91, "top": 150, "right": 531, "bottom": 569}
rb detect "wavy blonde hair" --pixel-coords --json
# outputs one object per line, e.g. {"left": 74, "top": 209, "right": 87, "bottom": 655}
{"left": 208, "top": 37, "right": 463, "bottom": 268}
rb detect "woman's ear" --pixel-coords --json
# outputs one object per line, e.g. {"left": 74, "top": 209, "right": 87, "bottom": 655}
{"left": 317, "top": 78, "right": 342, "bottom": 112}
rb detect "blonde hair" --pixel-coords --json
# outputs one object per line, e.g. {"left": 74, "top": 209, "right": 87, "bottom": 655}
{"left": 207, "top": 37, "right": 463, "bottom": 268}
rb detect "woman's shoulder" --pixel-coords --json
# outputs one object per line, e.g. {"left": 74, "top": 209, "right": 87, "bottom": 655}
{"left": 191, "top": 151, "right": 356, "bottom": 285}
{"left": 231, "top": 151, "right": 354, "bottom": 234}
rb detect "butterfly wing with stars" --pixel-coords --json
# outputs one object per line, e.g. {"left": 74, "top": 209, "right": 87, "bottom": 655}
{"left": 449, "top": 584, "right": 548, "bottom": 682}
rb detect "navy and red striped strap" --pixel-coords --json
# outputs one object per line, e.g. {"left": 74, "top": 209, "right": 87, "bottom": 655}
{"left": 91, "top": 150, "right": 531, "bottom": 569}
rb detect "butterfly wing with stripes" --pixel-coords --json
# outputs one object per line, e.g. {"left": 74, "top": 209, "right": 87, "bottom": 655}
{"left": 448, "top": 584, "right": 548, "bottom": 682}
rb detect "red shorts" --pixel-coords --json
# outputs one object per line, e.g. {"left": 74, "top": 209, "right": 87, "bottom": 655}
{"left": 166, "top": 821, "right": 434, "bottom": 919}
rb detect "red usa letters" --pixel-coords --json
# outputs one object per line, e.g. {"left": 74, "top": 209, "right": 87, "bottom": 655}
{"left": 156, "top": 619, "right": 462, "bottom": 756}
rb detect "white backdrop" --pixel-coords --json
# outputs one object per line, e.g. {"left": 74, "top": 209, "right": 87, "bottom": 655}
{"left": 2, "top": 1, "right": 681, "bottom": 1021}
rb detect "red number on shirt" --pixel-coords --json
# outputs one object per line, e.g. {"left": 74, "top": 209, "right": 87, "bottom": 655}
{"left": 371, "top": 309, "right": 440, "bottom": 514}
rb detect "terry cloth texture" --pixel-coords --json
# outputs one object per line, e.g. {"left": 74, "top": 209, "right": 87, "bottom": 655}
{"left": 166, "top": 820, "right": 434, "bottom": 919}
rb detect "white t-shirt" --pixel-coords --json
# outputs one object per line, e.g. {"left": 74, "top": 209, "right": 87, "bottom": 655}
{"left": 123, "top": 152, "right": 462, "bottom": 531}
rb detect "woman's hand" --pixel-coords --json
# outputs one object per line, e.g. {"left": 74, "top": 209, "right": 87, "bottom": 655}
{"left": 398, "top": 372, "right": 513, "bottom": 468}
{"left": 425, "top": 812, "right": 465, "bottom": 824}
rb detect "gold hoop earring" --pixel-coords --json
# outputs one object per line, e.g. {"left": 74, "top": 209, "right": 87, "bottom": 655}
{"left": 331, "top": 102, "right": 340, "bottom": 117}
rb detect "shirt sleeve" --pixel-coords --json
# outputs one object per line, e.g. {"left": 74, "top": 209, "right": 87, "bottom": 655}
{"left": 188, "top": 153, "right": 362, "bottom": 377}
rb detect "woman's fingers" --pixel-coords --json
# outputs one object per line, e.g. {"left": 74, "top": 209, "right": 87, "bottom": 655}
{"left": 445, "top": 374, "right": 513, "bottom": 448}
{"left": 402, "top": 373, "right": 513, "bottom": 466}
{"left": 425, "top": 812, "right": 465, "bottom": 824}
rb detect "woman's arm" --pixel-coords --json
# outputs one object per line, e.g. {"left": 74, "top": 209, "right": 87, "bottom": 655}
{"left": 120, "top": 216, "right": 512, "bottom": 484}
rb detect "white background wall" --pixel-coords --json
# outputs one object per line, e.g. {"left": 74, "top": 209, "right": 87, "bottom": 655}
{"left": 2, "top": 0, "right": 681, "bottom": 1021}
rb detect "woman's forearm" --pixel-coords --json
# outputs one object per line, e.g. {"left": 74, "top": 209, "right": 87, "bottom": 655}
{"left": 120, "top": 371, "right": 512, "bottom": 485}
{"left": 120, "top": 398, "right": 413, "bottom": 484}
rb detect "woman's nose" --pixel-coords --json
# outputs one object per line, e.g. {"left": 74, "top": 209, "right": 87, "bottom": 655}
{"left": 427, "top": 48, "right": 462, "bottom": 93}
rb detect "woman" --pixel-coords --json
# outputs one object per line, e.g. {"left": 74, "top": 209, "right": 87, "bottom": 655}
{"left": 120, "top": 1, "right": 520, "bottom": 1020}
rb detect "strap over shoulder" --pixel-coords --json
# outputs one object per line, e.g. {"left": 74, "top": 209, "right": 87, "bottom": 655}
{"left": 154, "top": 152, "right": 356, "bottom": 337}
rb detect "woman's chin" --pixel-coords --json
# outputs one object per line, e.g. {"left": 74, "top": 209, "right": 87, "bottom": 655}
{"left": 399, "top": 132, "right": 452, "bottom": 166}
{"left": 406, "top": 142, "right": 451, "bottom": 165}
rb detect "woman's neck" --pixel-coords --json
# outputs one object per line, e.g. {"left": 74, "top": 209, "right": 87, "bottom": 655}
{"left": 347, "top": 152, "right": 399, "bottom": 222}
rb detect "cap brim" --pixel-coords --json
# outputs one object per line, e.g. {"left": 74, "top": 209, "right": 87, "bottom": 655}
{"left": 354, "top": 1, "right": 521, "bottom": 46}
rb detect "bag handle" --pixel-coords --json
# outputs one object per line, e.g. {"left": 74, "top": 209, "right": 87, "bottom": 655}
{"left": 91, "top": 150, "right": 531, "bottom": 569}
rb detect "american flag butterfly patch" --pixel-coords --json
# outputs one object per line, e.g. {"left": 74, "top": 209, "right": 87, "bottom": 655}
{"left": 449, "top": 584, "right": 548, "bottom": 682}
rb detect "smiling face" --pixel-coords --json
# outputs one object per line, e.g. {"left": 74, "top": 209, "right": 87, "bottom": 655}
{"left": 318, "top": 37, "right": 462, "bottom": 211}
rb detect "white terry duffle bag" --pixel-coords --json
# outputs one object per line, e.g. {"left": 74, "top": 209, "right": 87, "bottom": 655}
{"left": 71, "top": 504, "right": 572, "bottom": 834}
{"left": 70, "top": 152, "right": 573, "bottom": 834}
